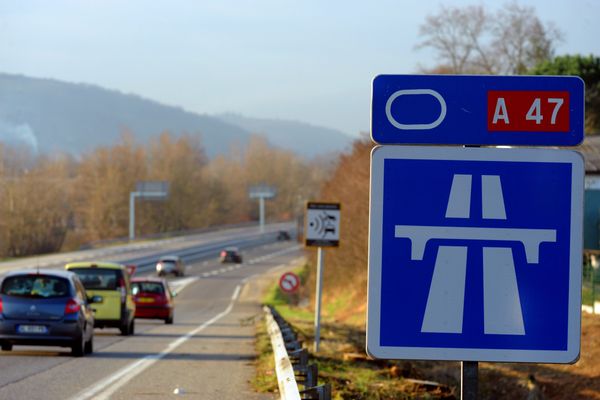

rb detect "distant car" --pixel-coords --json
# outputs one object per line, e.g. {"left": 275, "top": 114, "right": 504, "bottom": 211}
{"left": 156, "top": 255, "right": 185, "bottom": 277}
{"left": 277, "top": 231, "right": 291, "bottom": 241}
{"left": 65, "top": 262, "right": 136, "bottom": 336}
{"left": 220, "top": 247, "right": 243, "bottom": 263}
{"left": 131, "top": 278, "right": 175, "bottom": 324}
{"left": 0, "top": 269, "right": 96, "bottom": 356}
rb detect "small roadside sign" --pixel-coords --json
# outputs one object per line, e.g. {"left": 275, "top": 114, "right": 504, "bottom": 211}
{"left": 371, "top": 74, "right": 584, "bottom": 146}
{"left": 279, "top": 272, "right": 300, "bottom": 294}
{"left": 305, "top": 202, "right": 341, "bottom": 247}
{"left": 367, "top": 145, "right": 583, "bottom": 363}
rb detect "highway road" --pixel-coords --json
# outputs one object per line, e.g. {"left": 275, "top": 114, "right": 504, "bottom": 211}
{"left": 0, "top": 223, "right": 301, "bottom": 399}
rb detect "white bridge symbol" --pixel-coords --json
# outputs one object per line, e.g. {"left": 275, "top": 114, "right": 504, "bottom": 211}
{"left": 395, "top": 174, "right": 557, "bottom": 335}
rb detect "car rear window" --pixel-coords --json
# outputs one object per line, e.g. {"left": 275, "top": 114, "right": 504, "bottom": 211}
{"left": 1, "top": 275, "right": 70, "bottom": 298}
{"left": 132, "top": 282, "right": 165, "bottom": 295}
{"left": 69, "top": 268, "right": 120, "bottom": 290}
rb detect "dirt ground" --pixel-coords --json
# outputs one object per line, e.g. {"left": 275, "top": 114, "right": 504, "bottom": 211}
{"left": 386, "top": 312, "right": 600, "bottom": 399}
{"left": 307, "top": 311, "right": 600, "bottom": 399}
{"left": 480, "top": 312, "right": 600, "bottom": 400}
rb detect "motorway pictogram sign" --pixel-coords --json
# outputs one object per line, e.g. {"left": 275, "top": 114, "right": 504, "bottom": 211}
{"left": 371, "top": 75, "right": 584, "bottom": 146}
{"left": 367, "top": 145, "right": 583, "bottom": 363}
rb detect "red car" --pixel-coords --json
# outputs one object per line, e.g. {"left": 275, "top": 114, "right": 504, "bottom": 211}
{"left": 131, "top": 278, "right": 175, "bottom": 324}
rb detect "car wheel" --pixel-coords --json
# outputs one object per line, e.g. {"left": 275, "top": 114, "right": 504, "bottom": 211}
{"left": 71, "top": 335, "right": 85, "bottom": 357}
{"left": 165, "top": 313, "right": 174, "bottom": 324}
{"left": 1, "top": 343, "right": 13, "bottom": 351}
{"left": 129, "top": 319, "right": 135, "bottom": 335}
{"left": 84, "top": 334, "right": 94, "bottom": 355}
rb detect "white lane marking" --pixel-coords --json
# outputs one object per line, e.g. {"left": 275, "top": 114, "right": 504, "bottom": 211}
{"left": 246, "top": 244, "right": 301, "bottom": 265}
{"left": 168, "top": 277, "right": 198, "bottom": 295}
{"left": 71, "top": 284, "right": 242, "bottom": 400}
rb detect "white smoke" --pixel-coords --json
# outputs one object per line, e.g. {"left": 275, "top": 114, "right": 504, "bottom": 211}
{"left": 0, "top": 120, "right": 39, "bottom": 153}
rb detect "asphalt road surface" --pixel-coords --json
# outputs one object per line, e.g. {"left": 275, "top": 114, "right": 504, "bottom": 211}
{"left": 0, "top": 225, "right": 302, "bottom": 399}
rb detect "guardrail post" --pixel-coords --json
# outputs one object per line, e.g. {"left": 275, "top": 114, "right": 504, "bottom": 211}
{"left": 264, "top": 306, "right": 331, "bottom": 400}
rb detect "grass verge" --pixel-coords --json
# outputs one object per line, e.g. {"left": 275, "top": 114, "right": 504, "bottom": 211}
{"left": 253, "top": 264, "right": 458, "bottom": 399}
{"left": 253, "top": 263, "right": 600, "bottom": 399}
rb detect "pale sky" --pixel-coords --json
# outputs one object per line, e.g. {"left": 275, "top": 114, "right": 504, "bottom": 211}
{"left": 1, "top": 0, "right": 599, "bottom": 136}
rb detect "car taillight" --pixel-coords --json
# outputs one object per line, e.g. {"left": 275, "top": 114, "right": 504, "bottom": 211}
{"left": 119, "top": 278, "right": 127, "bottom": 304}
{"left": 64, "top": 298, "right": 81, "bottom": 315}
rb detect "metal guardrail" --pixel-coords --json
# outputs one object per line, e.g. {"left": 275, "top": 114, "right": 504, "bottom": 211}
{"left": 80, "top": 221, "right": 260, "bottom": 249}
{"left": 264, "top": 305, "right": 331, "bottom": 400}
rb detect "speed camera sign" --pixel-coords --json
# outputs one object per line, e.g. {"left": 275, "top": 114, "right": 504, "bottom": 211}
{"left": 305, "top": 202, "right": 341, "bottom": 247}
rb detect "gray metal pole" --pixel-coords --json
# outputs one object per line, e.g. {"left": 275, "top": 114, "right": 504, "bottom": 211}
{"left": 314, "top": 247, "right": 324, "bottom": 352}
{"left": 259, "top": 196, "right": 265, "bottom": 233}
{"left": 461, "top": 361, "right": 478, "bottom": 400}
{"left": 129, "top": 192, "right": 136, "bottom": 241}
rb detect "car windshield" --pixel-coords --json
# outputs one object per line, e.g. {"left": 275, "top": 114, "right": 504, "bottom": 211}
{"left": 69, "top": 268, "right": 119, "bottom": 290}
{"left": 132, "top": 282, "right": 165, "bottom": 295}
{"left": 1, "top": 275, "right": 70, "bottom": 298}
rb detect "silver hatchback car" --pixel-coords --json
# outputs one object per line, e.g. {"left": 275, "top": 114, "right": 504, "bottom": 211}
{"left": 156, "top": 255, "right": 185, "bottom": 277}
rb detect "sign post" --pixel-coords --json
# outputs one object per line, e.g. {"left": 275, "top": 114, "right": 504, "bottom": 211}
{"left": 368, "top": 75, "right": 584, "bottom": 399}
{"left": 305, "top": 201, "right": 340, "bottom": 352}
{"left": 129, "top": 181, "right": 169, "bottom": 241}
{"left": 249, "top": 184, "right": 276, "bottom": 233}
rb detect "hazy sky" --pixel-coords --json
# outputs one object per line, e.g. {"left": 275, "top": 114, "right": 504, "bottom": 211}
{"left": 1, "top": 0, "right": 599, "bottom": 136}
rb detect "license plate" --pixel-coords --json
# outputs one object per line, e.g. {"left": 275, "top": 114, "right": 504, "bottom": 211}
{"left": 17, "top": 325, "right": 48, "bottom": 334}
{"left": 138, "top": 297, "right": 155, "bottom": 303}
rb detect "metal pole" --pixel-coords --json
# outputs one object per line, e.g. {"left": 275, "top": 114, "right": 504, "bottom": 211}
{"left": 129, "top": 192, "right": 136, "bottom": 241}
{"left": 259, "top": 196, "right": 265, "bottom": 233}
{"left": 592, "top": 265, "right": 596, "bottom": 312}
{"left": 461, "top": 361, "right": 478, "bottom": 400}
{"left": 314, "top": 247, "right": 324, "bottom": 352}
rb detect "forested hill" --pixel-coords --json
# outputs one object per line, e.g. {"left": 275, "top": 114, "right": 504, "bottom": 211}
{"left": 0, "top": 73, "right": 352, "bottom": 158}
{"left": 218, "top": 113, "right": 353, "bottom": 158}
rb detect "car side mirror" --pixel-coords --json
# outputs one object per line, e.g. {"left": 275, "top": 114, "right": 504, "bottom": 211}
{"left": 88, "top": 295, "right": 103, "bottom": 304}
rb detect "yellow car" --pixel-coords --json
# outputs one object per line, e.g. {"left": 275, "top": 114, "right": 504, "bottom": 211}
{"left": 65, "top": 262, "right": 136, "bottom": 335}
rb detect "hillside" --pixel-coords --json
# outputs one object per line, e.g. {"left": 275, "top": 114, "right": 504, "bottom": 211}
{"left": 0, "top": 73, "right": 352, "bottom": 158}
{"left": 218, "top": 113, "right": 352, "bottom": 158}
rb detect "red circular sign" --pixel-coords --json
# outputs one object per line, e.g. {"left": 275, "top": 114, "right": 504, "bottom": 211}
{"left": 279, "top": 272, "right": 300, "bottom": 293}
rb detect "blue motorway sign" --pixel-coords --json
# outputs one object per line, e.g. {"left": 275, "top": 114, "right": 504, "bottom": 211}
{"left": 367, "top": 146, "right": 583, "bottom": 363}
{"left": 371, "top": 75, "right": 584, "bottom": 146}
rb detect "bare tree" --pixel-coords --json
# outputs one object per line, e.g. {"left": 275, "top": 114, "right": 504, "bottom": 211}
{"left": 417, "top": 5, "right": 490, "bottom": 74}
{"left": 417, "top": 2, "right": 562, "bottom": 75}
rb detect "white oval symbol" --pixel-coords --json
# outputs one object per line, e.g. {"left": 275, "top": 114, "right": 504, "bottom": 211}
{"left": 385, "top": 89, "right": 447, "bottom": 130}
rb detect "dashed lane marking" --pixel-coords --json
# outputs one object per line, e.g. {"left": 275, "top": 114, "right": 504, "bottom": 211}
{"left": 71, "top": 285, "right": 242, "bottom": 400}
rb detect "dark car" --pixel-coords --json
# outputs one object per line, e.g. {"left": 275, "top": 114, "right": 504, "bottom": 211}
{"left": 131, "top": 277, "right": 175, "bottom": 324}
{"left": 0, "top": 270, "right": 97, "bottom": 356}
{"left": 220, "top": 247, "right": 243, "bottom": 263}
{"left": 277, "top": 230, "right": 291, "bottom": 240}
